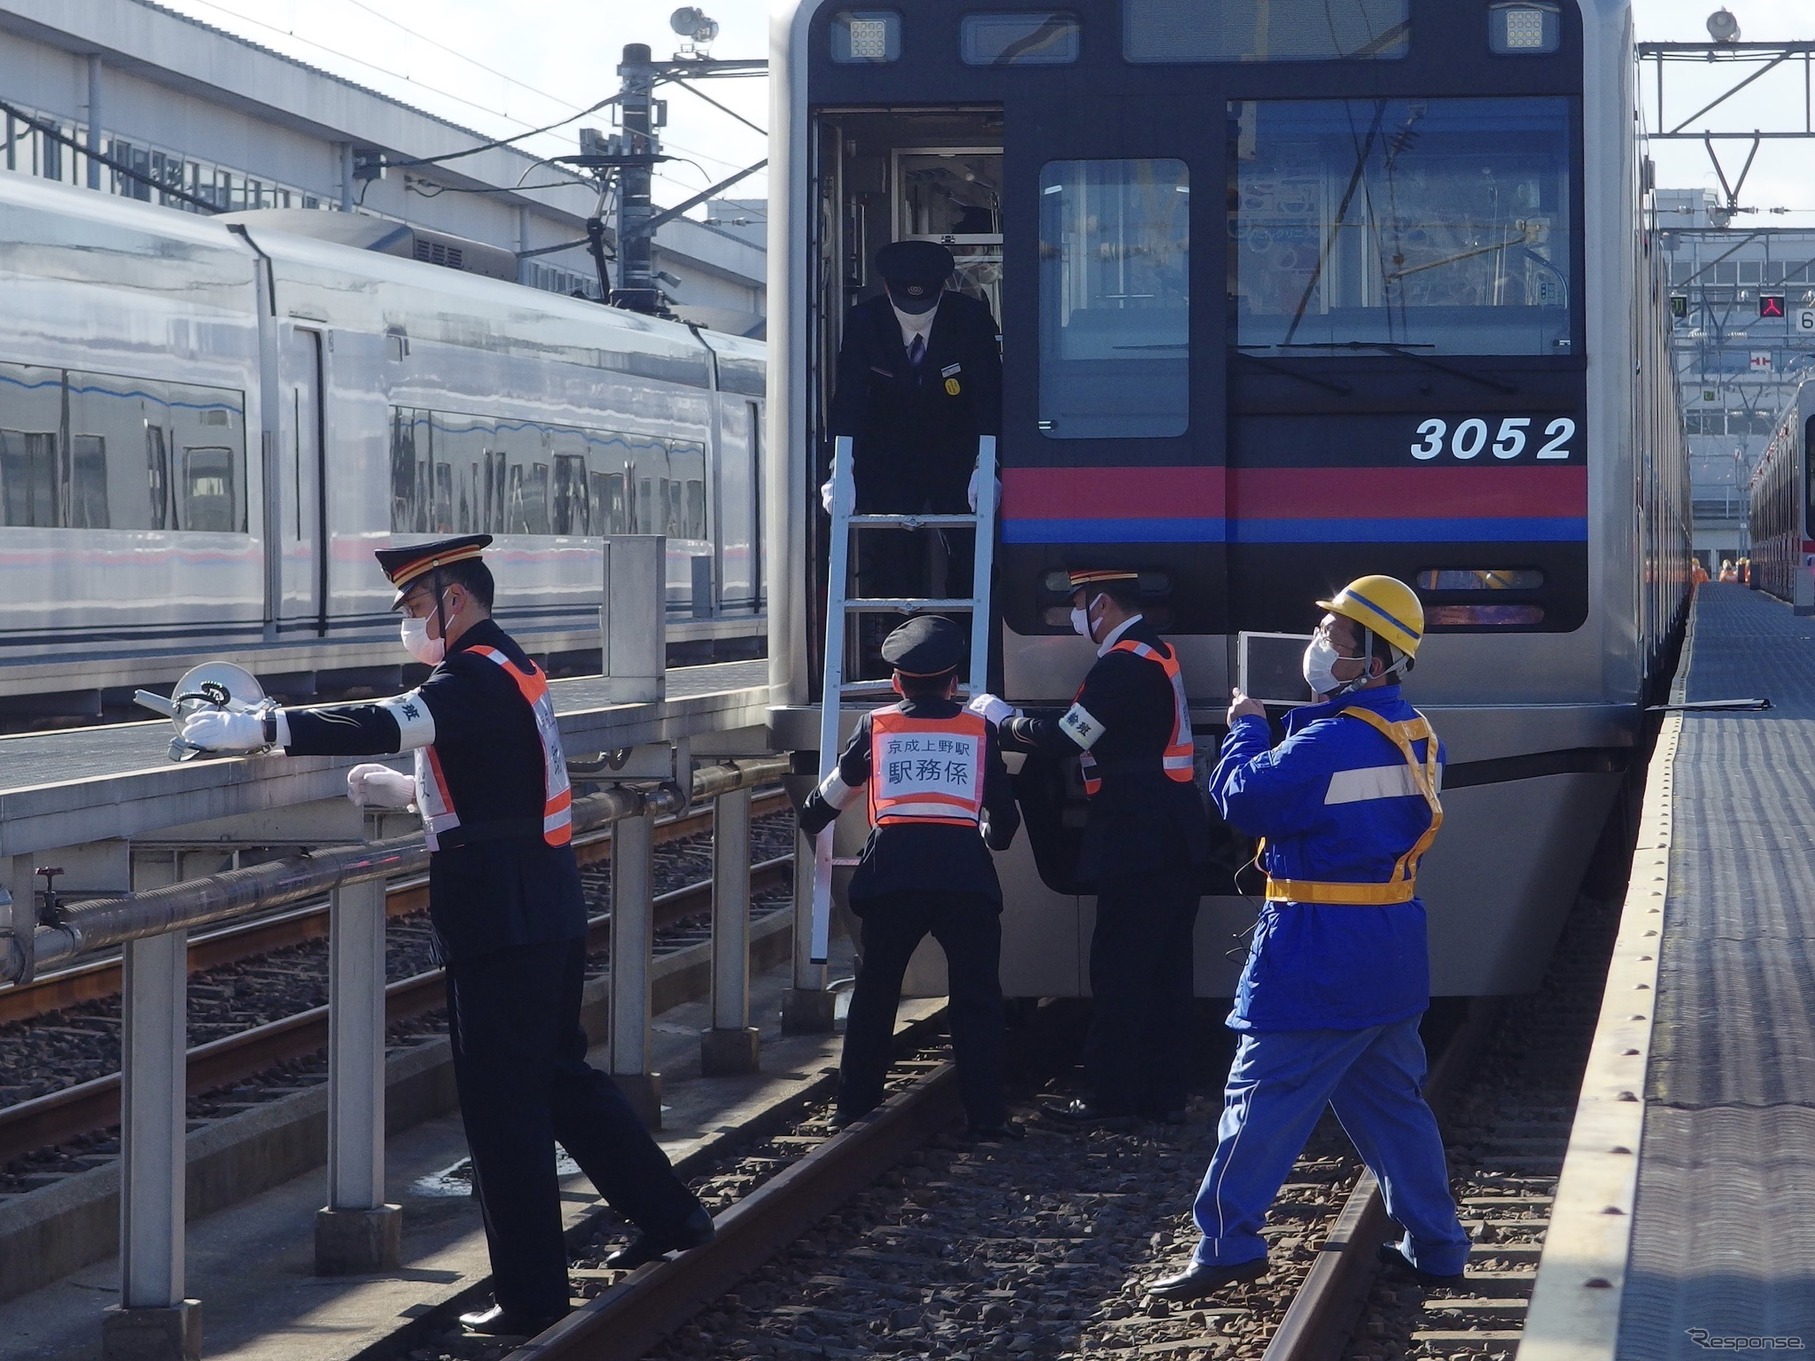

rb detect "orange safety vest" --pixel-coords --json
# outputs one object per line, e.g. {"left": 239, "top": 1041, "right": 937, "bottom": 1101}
{"left": 414, "top": 647, "right": 574, "bottom": 851}
{"left": 1079, "top": 639, "right": 1196, "bottom": 797}
{"left": 867, "top": 709, "right": 987, "bottom": 829}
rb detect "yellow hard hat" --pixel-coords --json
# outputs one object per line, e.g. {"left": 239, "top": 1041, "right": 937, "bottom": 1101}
{"left": 1317, "top": 575, "right": 1424, "bottom": 658}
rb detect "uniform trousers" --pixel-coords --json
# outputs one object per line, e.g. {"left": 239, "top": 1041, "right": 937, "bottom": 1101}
{"left": 1086, "top": 868, "right": 1201, "bottom": 1116}
{"left": 445, "top": 937, "right": 700, "bottom": 1318}
{"left": 839, "top": 891, "right": 1005, "bottom": 1128}
{"left": 1189, "top": 1017, "right": 1470, "bottom": 1275}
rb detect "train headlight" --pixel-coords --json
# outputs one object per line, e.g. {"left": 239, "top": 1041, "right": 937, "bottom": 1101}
{"left": 831, "top": 11, "right": 901, "bottom": 64}
{"left": 1489, "top": 2, "right": 1559, "bottom": 54}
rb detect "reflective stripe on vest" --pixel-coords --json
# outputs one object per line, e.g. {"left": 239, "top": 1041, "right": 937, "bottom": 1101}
{"left": 412, "top": 647, "right": 574, "bottom": 851}
{"left": 1078, "top": 638, "right": 1196, "bottom": 797}
{"left": 867, "top": 709, "right": 987, "bottom": 829}
{"left": 1263, "top": 705, "right": 1443, "bottom": 907}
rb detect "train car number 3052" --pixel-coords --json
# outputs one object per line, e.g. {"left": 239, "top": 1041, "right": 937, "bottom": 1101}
{"left": 1410, "top": 416, "right": 1579, "bottom": 462}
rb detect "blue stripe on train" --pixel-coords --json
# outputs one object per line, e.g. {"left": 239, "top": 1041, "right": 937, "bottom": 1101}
{"left": 1000, "top": 517, "right": 1589, "bottom": 545}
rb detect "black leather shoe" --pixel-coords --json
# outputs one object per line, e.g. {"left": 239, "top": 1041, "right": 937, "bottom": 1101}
{"left": 1145, "top": 1257, "right": 1268, "bottom": 1301}
{"left": 603, "top": 1204, "right": 716, "bottom": 1270}
{"left": 1376, "top": 1242, "right": 1466, "bottom": 1288}
{"left": 458, "top": 1303, "right": 567, "bottom": 1336}
{"left": 1039, "top": 1098, "right": 1137, "bottom": 1131}
{"left": 967, "top": 1119, "right": 1026, "bottom": 1141}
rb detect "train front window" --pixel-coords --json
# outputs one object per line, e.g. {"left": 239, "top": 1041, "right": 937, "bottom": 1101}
{"left": 1230, "top": 98, "right": 1576, "bottom": 357}
{"left": 1038, "top": 159, "right": 1189, "bottom": 439}
{"left": 1127, "top": 0, "right": 1407, "bottom": 62}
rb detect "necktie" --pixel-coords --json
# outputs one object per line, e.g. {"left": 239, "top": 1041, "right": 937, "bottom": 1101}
{"left": 907, "top": 333, "right": 926, "bottom": 368}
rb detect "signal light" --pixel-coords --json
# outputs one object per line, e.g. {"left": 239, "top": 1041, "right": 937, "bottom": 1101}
{"left": 1760, "top": 294, "right": 1787, "bottom": 319}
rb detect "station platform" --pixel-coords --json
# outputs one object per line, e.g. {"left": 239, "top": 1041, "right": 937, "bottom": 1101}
{"left": 1, "top": 932, "right": 882, "bottom": 1361}
{"left": 1523, "top": 583, "right": 1815, "bottom": 1359}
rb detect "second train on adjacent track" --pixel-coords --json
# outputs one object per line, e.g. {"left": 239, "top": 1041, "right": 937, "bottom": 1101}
{"left": 767, "top": 0, "right": 1691, "bottom": 996}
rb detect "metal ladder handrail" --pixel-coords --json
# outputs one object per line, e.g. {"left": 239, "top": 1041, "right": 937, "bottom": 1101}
{"left": 809, "top": 434, "right": 997, "bottom": 962}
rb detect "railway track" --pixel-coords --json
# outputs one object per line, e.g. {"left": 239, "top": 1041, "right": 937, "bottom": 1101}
{"left": 0, "top": 790, "right": 789, "bottom": 1029}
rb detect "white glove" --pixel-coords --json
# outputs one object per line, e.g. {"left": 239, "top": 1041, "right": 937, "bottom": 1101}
{"left": 347, "top": 763, "right": 416, "bottom": 809}
{"left": 820, "top": 477, "right": 836, "bottom": 514}
{"left": 966, "top": 467, "right": 1001, "bottom": 513}
{"left": 966, "top": 693, "right": 1014, "bottom": 726}
{"left": 181, "top": 709, "right": 266, "bottom": 752}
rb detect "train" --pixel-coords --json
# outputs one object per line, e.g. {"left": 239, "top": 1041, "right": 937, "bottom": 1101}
{"left": 1748, "top": 378, "right": 1815, "bottom": 610}
{"left": 0, "top": 171, "right": 766, "bottom": 721}
{"left": 766, "top": 0, "right": 1692, "bottom": 996}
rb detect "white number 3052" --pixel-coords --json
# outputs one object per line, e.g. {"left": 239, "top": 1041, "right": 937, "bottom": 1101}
{"left": 1411, "top": 416, "right": 1576, "bottom": 461}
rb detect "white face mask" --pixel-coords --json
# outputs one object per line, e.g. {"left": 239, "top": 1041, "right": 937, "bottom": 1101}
{"left": 400, "top": 615, "right": 445, "bottom": 666}
{"left": 1070, "top": 598, "right": 1096, "bottom": 641}
{"left": 1302, "top": 635, "right": 1351, "bottom": 698}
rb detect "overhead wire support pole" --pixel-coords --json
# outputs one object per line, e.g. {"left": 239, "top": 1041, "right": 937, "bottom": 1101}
{"left": 611, "top": 44, "right": 662, "bottom": 315}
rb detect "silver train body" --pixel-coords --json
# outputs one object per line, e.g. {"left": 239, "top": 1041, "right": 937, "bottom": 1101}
{"left": 765, "top": 0, "right": 1690, "bottom": 997}
{"left": 0, "top": 173, "right": 765, "bottom": 715}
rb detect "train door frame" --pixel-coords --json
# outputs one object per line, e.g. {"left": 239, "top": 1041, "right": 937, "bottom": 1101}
{"left": 273, "top": 326, "right": 328, "bottom": 637}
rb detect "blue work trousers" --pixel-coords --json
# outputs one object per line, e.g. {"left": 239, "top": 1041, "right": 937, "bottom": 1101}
{"left": 1189, "top": 1018, "right": 1470, "bottom": 1276}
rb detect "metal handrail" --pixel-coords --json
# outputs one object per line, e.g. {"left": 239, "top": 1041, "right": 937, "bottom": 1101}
{"left": 0, "top": 756, "right": 789, "bottom": 986}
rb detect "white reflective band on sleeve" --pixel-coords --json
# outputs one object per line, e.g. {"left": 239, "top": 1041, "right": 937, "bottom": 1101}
{"left": 273, "top": 709, "right": 292, "bottom": 747}
{"left": 1058, "top": 703, "right": 1105, "bottom": 751}
{"left": 378, "top": 690, "right": 437, "bottom": 751}
{"left": 817, "top": 771, "right": 862, "bottom": 810}
{"left": 1325, "top": 764, "right": 1425, "bottom": 805}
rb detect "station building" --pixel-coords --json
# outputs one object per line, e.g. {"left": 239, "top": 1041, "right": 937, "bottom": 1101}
{"left": 0, "top": 0, "right": 766, "bottom": 336}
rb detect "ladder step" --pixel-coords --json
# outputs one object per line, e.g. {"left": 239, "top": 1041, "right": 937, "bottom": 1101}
{"left": 844, "top": 598, "right": 977, "bottom": 612}
{"left": 847, "top": 514, "right": 977, "bottom": 528}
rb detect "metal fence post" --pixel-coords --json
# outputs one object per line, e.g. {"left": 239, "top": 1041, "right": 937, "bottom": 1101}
{"left": 782, "top": 853, "right": 834, "bottom": 1033}
{"left": 315, "top": 819, "right": 401, "bottom": 1273}
{"left": 102, "top": 929, "right": 201, "bottom": 1361}
{"left": 609, "top": 805, "right": 662, "bottom": 1126}
{"left": 700, "top": 786, "right": 760, "bottom": 1074}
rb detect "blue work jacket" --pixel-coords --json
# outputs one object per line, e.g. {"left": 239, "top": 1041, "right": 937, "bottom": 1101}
{"left": 1208, "top": 685, "right": 1443, "bottom": 1033}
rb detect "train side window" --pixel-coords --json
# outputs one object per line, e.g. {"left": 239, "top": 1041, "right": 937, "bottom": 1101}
{"left": 1038, "top": 159, "right": 1190, "bottom": 439}
{"left": 180, "top": 446, "right": 236, "bottom": 532}
{"left": 553, "top": 452, "right": 589, "bottom": 535}
{"left": 628, "top": 435, "right": 669, "bottom": 534}
{"left": 961, "top": 12, "right": 1080, "bottom": 65}
{"left": 0, "top": 429, "right": 57, "bottom": 527}
{"left": 669, "top": 441, "right": 708, "bottom": 540}
{"left": 589, "top": 431, "right": 633, "bottom": 534}
{"left": 522, "top": 463, "right": 551, "bottom": 535}
{"left": 390, "top": 407, "right": 427, "bottom": 532}
{"left": 70, "top": 435, "right": 109, "bottom": 529}
{"left": 431, "top": 412, "right": 492, "bottom": 534}
{"left": 1806, "top": 417, "right": 1815, "bottom": 542}
{"left": 432, "top": 462, "right": 454, "bottom": 533}
{"left": 147, "top": 426, "right": 171, "bottom": 530}
{"left": 1126, "top": 0, "right": 1407, "bottom": 62}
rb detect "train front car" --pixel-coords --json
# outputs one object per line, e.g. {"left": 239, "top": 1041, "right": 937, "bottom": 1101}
{"left": 768, "top": 0, "right": 1687, "bottom": 997}
{"left": 1749, "top": 380, "right": 1815, "bottom": 611}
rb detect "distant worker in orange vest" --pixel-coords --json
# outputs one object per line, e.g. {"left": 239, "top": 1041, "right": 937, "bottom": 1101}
{"left": 1691, "top": 559, "right": 1710, "bottom": 587}
{"left": 797, "top": 615, "right": 1023, "bottom": 1139}
{"left": 1719, "top": 559, "right": 1738, "bottom": 583}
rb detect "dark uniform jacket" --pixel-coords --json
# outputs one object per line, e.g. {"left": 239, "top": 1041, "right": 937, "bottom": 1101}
{"left": 798, "top": 697, "right": 1020, "bottom": 908}
{"left": 1001, "top": 618, "right": 1211, "bottom": 884}
{"left": 282, "top": 618, "right": 587, "bottom": 963}
{"left": 827, "top": 291, "right": 1003, "bottom": 513}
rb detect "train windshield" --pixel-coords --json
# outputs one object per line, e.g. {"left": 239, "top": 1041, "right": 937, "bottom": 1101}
{"left": 1231, "top": 97, "right": 1575, "bottom": 357}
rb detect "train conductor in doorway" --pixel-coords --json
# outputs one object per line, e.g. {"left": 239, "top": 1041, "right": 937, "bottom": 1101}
{"left": 796, "top": 615, "right": 1024, "bottom": 1139}
{"left": 180, "top": 534, "right": 714, "bottom": 1337}
{"left": 970, "top": 568, "right": 1211, "bottom": 1128}
{"left": 826, "top": 239, "right": 1003, "bottom": 605}
{"left": 1146, "top": 576, "right": 1469, "bottom": 1302}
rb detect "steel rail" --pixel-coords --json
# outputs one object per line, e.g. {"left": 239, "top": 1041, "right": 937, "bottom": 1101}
{"left": 1261, "top": 1003, "right": 1501, "bottom": 1361}
{"left": 518, "top": 1062, "right": 962, "bottom": 1361}
{"left": 0, "top": 856, "right": 793, "bottom": 1168}
{"left": 0, "top": 790, "right": 788, "bottom": 1028}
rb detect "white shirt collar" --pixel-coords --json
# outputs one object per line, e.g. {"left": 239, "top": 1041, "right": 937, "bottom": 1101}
{"left": 1097, "top": 612, "right": 1143, "bottom": 656}
{"left": 893, "top": 298, "right": 941, "bottom": 346}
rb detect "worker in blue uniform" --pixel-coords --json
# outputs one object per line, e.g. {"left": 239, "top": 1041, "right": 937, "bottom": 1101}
{"left": 181, "top": 534, "right": 713, "bottom": 1336}
{"left": 1146, "top": 575, "right": 1471, "bottom": 1302}
{"left": 970, "top": 568, "right": 1211, "bottom": 1128}
{"left": 797, "top": 615, "right": 1023, "bottom": 1139}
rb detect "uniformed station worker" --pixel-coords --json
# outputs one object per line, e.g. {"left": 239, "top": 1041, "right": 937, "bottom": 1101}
{"left": 970, "top": 568, "right": 1211, "bottom": 1129}
{"left": 797, "top": 615, "right": 1024, "bottom": 1139}
{"left": 826, "top": 239, "right": 1003, "bottom": 604}
{"left": 1147, "top": 575, "right": 1470, "bottom": 1303}
{"left": 181, "top": 534, "right": 713, "bottom": 1337}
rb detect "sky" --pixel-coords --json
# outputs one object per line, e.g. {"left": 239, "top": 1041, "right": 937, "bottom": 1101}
{"left": 150, "top": 0, "right": 1815, "bottom": 221}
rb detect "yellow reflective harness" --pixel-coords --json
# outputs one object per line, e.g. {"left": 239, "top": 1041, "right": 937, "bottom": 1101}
{"left": 1261, "top": 705, "right": 1444, "bottom": 907}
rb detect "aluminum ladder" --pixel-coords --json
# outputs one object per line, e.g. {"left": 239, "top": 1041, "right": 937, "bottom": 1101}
{"left": 807, "top": 433, "right": 998, "bottom": 963}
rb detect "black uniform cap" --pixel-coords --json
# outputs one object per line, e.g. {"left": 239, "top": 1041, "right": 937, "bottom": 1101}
{"left": 376, "top": 534, "right": 492, "bottom": 606}
{"left": 876, "top": 239, "right": 955, "bottom": 302}
{"left": 881, "top": 614, "right": 965, "bottom": 678}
